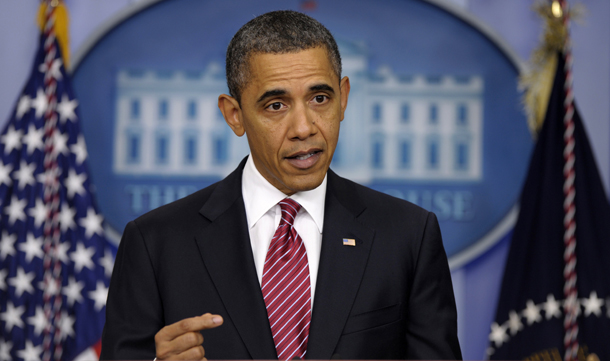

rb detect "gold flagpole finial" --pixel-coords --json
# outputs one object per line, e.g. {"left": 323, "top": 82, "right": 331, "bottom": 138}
{"left": 519, "top": 0, "right": 577, "bottom": 136}
{"left": 551, "top": 1, "right": 563, "bottom": 18}
{"left": 37, "top": 0, "right": 70, "bottom": 67}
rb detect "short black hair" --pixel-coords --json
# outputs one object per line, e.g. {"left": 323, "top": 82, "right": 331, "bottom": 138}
{"left": 225, "top": 10, "right": 342, "bottom": 104}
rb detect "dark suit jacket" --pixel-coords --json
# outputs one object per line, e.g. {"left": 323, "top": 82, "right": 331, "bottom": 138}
{"left": 100, "top": 159, "right": 462, "bottom": 360}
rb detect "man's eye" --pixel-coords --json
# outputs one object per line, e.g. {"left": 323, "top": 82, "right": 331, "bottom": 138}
{"left": 268, "top": 102, "right": 283, "bottom": 111}
{"left": 313, "top": 95, "right": 327, "bottom": 104}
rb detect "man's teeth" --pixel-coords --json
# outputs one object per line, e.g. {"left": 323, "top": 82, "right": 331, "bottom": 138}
{"left": 295, "top": 152, "right": 314, "bottom": 160}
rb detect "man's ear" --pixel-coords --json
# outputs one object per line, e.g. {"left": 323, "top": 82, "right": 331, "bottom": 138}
{"left": 339, "top": 76, "right": 351, "bottom": 121}
{"left": 218, "top": 94, "right": 245, "bottom": 136}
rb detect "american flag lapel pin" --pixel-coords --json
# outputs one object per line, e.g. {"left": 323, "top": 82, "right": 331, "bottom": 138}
{"left": 343, "top": 238, "right": 356, "bottom": 246}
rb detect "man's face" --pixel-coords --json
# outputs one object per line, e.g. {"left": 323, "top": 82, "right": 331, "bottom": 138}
{"left": 219, "top": 47, "right": 350, "bottom": 195}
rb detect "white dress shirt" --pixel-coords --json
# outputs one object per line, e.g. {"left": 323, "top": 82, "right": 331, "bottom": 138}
{"left": 242, "top": 155, "right": 326, "bottom": 307}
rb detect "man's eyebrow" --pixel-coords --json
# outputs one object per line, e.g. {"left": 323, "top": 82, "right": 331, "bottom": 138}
{"left": 256, "top": 84, "right": 335, "bottom": 104}
{"left": 310, "top": 83, "right": 335, "bottom": 94}
{"left": 257, "top": 89, "right": 287, "bottom": 104}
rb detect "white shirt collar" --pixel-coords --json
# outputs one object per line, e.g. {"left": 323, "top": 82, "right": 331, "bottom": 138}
{"left": 242, "top": 155, "right": 326, "bottom": 233}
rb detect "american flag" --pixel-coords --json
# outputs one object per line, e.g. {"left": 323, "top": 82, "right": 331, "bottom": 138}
{"left": 0, "top": 3, "right": 114, "bottom": 361}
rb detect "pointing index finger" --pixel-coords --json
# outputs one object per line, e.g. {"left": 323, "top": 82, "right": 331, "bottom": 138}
{"left": 159, "top": 313, "right": 224, "bottom": 341}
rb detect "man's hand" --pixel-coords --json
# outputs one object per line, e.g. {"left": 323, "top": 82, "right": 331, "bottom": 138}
{"left": 155, "top": 313, "right": 223, "bottom": 360}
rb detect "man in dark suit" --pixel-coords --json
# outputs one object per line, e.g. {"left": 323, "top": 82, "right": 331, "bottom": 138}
{"left": 101, "top": 10, "right": 461, "bottom": 360}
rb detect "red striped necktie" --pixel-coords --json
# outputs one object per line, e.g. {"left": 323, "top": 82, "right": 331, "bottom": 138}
{"left": 261, "top": 198, "right": 312, "bottom": 360}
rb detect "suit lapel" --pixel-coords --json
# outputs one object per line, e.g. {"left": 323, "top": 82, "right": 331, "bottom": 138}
{"left": 306, "top": 171, "right": 375, "bottom": 359}
{"left": 195, "top": 160, "right": 277, "bottom": 359}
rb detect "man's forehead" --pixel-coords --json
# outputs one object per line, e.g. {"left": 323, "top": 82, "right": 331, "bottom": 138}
{"left": 247, "top": 47, "right": 332, "bottom": 69}
{"left": 243, "top": 48, "right": 337, "bottom": 90}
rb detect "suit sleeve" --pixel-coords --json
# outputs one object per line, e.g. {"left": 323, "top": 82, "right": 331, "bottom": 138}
{"left": 405, "top": 212, "right": 462, "bottom": 360}
{"left": 100, "top": 220, "right": 163, "bottom": 360}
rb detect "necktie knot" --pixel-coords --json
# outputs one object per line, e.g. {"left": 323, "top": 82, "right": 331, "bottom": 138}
{"left": 279, "top": 198, "right": 301, "bottom": 226}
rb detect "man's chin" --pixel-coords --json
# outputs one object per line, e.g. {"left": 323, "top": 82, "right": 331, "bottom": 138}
{"left": 280, "top": 174, "right": 327, "bottom": 195}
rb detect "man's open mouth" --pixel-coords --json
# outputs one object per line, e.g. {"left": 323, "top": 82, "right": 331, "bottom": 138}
{"left": 286, "top": 150, "right": 321, "bottom": 160}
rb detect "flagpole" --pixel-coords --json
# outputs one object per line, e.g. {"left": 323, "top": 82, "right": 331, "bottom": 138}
{"left": 556, "top": 1, "right": 579, "bottom": 360}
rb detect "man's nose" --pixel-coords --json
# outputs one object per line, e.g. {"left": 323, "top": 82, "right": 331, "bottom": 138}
{"left": 289, "top": 103, "right": 317, "bottom": 140}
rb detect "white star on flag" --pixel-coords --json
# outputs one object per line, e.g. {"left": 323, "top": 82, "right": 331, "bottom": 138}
{"left": 23, "top": 124, "right": 44, "bottom": 155}
{"left": 70, "top": 242, "right": 95, "bottom": 273}
{"left": 57, "top": 94, "right": 78, "bottom": 123}
{"left": 58, "top": 310, "right": 75, "bottom": 341}
{"left": 52, "top": 130, "right": 70, "bottom": 156}
{"left": 16, "top": 340, "right": 43, "bottom": 361}
{"left": 13, "top": 160, "right": 37, "bottom": 190}
{"left": 0, "top": 301, "right": 25, "bottom": 332}
{"left": 0, "top": 339, "right": 12, "bottom": 361}
{"left": 63, "top": 276, "right": 84, "bottom": 306}
{"left": 8, "top": 268, "right": 36, "bottom": 297}
{"left": 79, "top": 207, "right": 104, "bottom": 238}
{"left": 28, "top": 199, "right": 48, "bottom": 229}
{"left": 39, "top": 277, "right": 60, "bottom": 297}
{"left": 0, "top": 268, "right": 7, "bottom": 290}
{"left": 27, "top": 307, "right": 48, "bottom": 336}
{"left": 563, "top": 294, "right": 581, "bottom": 318}
{"left": 0, "top": 231, "right": 17, "bottom": 260}
{"left": 523, "top": 300, "right": 542, "bottom": 325}
{"left": 65, "top": 169, "right": 87, "bottom": 199}
{"left": 100, "top": 249, "right": 115, "bottom": 278}
{"left": 55, "top": 241, "right": 71, "bottom": 265}
{"left": 59, "top": 205, "right": 77, "bottom": 232}
{"left": 16, "top": 95, "right": 31, "bottom": 119}
{"left": 5, "top": 195, "right": 28, "bottom": 225}
{"left": 507, "top": 310, "right": 523, "bottom": 335}
{"left": 582, "top": 291, "right": 604, "bottom": 317}
{"left": 543, "top": 294, "right": 562, "bottom": 319}
{"left": 71, "top": 135, "right": 88, "bottom": 165}
{"left": 0, "top": 161, "right": 13, "bottom": 186}
{"left": 36, "top": 167, "right": 59, "bottom": 189}
{"left": 39, "top": 58, "right": 63, "bottom": 81}
{"left": 31, "top": 88, "right": 48, "bottom": 118}
{"left": 88, "top": 281, "right": 109, "bottom": 311}
{"left": 18, "top": 233, "right": 44, "bottom": 264}
{"left": 1, "top": 125, "right": 23, "bottom": 155}
{"left": 489, "top": 322, "right": 509, "bottom": 347}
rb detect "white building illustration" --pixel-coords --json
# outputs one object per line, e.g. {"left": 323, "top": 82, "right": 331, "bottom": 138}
{"left": 113, "top": 42, "right": 483, "bottom": 182}
{"left": 113, "top": 63, "right": 249, "bottom": 177}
